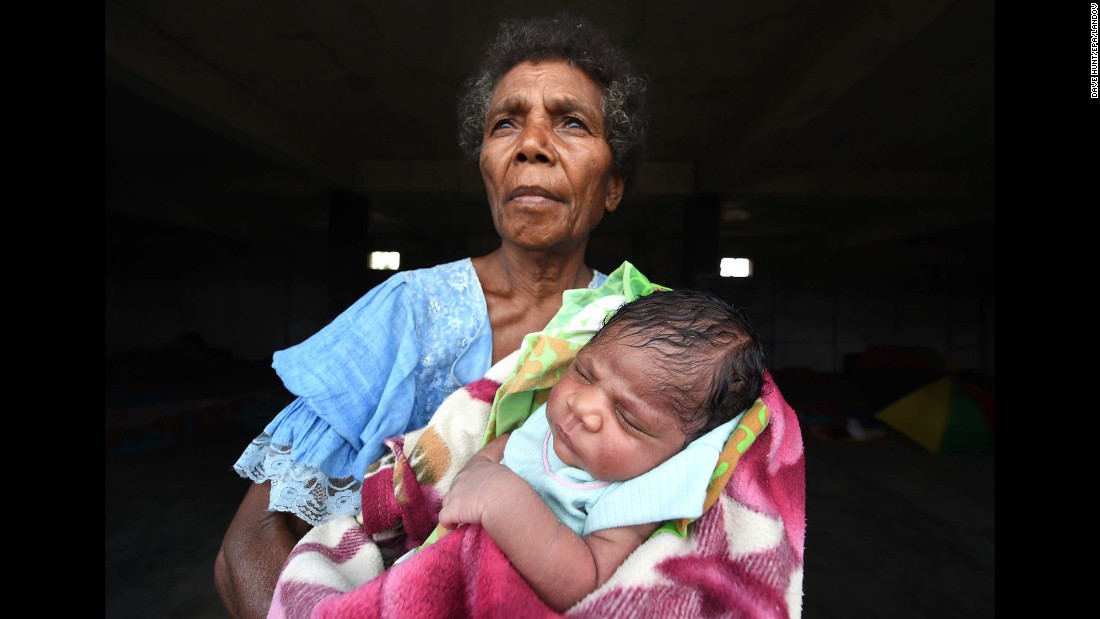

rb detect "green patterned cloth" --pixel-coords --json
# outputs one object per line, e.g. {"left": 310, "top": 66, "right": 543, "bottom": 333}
{"left": 482, "top": 261, "right": 670, "bottom": 443}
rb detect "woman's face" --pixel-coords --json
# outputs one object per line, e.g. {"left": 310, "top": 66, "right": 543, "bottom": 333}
{"left": 480, "top": 59, "right": 624, "bottom": 254}
{"left": 544, "top": 335, "right": 688, "bottom": 482}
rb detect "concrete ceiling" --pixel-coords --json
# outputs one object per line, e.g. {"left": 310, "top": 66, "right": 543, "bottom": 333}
{"left": 105, "top": 0, "right": 995, "bottom": 264}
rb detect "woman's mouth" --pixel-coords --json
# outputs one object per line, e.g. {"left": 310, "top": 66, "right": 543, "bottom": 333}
{"left": 512, "top": 195, "right": 555, "bottom": 206}
{"left": 508, "top": 186, "right": 560, "bottom": 206}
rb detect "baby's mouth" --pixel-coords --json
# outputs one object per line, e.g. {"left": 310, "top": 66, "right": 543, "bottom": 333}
{"left": 552, "top": 422, "right": 575, "bottom": 452}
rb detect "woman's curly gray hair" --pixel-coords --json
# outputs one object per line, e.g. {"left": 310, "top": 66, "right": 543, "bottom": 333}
{"left": 457, "top": 11, "right": 649, "bottom": 189}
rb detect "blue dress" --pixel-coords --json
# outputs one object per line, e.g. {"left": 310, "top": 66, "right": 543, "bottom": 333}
{"left": 233, "top": 258, "right": 608, "bottom": 525}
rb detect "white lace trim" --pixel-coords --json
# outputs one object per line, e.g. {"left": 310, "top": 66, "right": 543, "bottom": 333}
{"left": 233, "top": 432, "right": 362, "bottom": 526}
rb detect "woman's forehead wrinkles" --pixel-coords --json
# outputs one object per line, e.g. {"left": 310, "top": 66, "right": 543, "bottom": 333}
{"left": 490, "top": 94, "right": 528, "bottom": 114}
{"left": 491, "top": 91, "right": 593, "bottom": 116}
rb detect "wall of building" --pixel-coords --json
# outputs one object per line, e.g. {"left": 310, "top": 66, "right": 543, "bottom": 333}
{"left": 106, "top": 208, "right": 994, "bottom": 378}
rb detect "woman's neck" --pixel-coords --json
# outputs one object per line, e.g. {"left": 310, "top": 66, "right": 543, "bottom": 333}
{"left": 474, "top": 246, "right": 593, "bottom": 300}
{"left": 472, "top": 246, "right": 594, "bottom": 364}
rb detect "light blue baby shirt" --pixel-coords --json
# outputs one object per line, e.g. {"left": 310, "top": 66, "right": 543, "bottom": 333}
{"left": 501, "top": 403, "right": 743, "bottom": 537}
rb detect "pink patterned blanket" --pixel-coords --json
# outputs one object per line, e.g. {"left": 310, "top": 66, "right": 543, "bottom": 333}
{"left": 268, "top": 350, "right": 806, "bottom": 619}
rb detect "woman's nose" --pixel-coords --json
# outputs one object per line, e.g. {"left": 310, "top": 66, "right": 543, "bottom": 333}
{"left": 514, "top": 119, "right": 556, "bottom": 164}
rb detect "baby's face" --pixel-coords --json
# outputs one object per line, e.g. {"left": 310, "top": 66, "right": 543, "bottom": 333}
{"left": 545, "top": 336, "right": 688, "bottom": 482}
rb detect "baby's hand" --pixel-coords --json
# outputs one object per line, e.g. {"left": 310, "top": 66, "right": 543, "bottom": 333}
{"left": 438, "top": 459, "right": 518, "bottom": 530}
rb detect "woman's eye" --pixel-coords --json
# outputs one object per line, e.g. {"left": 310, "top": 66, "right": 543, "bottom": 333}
{"left": 563, "top": 117, "right": 587, "bottom": 130}
{"left": 490, "top": 118, "right": 516, "bottom": 132}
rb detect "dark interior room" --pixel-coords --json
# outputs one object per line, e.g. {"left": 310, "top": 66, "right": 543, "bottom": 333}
{"left": 105, "top": 1, "right": 994, "bottom": 617}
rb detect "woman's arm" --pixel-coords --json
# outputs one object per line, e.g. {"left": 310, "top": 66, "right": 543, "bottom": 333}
{"left": 214, "top": 481, "right": 312, "bottom": 619}
{"left": 438, "top": 449, "right": 657, "bottom": 612}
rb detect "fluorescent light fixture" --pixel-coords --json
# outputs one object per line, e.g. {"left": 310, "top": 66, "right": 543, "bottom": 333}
{"left": 369, "top": 251, "right": 401, "bottom": 270}
{"left": 720, "top": 257, "right": 752, "bottom": 278}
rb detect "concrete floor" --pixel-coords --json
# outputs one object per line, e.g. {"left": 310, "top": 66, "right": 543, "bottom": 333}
{"left": 105, "top": 417, "right": 994, "bottom": 618}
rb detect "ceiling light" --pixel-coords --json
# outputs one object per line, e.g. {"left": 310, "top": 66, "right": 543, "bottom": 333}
{"left": 720, "top": 202, "right": 751, "bottom": 222}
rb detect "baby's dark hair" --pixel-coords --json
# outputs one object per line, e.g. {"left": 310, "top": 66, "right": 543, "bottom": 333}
{"left": 587, "top": 289, "right": 768, "bottom": 442}
{"left": 456, "top": 10, "right": 649, "bottom": 189}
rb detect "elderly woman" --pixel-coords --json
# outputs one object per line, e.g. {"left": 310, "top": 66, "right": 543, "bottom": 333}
{"left": 214, "top": 11, "right": 648, "bottom": 619}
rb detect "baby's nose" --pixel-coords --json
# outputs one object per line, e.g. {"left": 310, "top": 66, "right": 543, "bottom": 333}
{"left": 579, "top": 408, "right": 603, "bottom": 432}
{"left": 571, "top": 389, "right": 606, "bottom": 432}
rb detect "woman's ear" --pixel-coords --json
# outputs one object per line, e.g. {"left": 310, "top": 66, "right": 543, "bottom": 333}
{"left": 604, "top": 172, "right": 625, "bottom": 213}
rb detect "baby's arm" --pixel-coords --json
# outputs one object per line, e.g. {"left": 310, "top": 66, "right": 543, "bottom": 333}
{"left": 439, "top": 443, "right": 658, "bottom": 612}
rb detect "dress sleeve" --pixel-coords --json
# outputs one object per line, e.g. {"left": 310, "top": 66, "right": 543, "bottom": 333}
{"left": 232, "top": 274, "right": 422, "bottom": 526}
